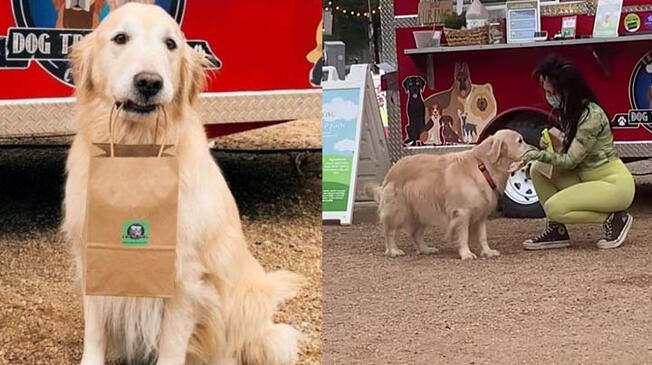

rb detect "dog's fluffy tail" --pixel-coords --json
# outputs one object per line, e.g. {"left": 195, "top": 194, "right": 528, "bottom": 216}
{"left": 267, "top": 270, "right": 305, "bottom": 306}
{"left": 237, "top": 270, "right": 305, "bottom": 365}
{"left": 364, "top": 183, "right": 383, "bottom": 203}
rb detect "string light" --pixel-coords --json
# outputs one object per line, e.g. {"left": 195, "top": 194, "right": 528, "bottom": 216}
{"left": 325, "top": 2, "right": 381, "bottom": 18}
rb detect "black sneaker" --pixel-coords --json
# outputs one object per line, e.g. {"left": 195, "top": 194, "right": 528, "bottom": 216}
{"left": 523, "top": 221, "right": 571, "bottom": 250}
{"left": 597, "top": 212, "right": 633, "bottom": 249}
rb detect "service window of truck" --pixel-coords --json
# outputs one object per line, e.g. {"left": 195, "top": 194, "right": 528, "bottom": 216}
{"left": 378, "top": 0, "right": 652, "bottom": 217}
{"left": 0, "top": 1, "right": 321, "bottom": 141}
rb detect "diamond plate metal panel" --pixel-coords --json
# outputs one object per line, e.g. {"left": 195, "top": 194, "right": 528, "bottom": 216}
{"left": 375, "top": 141, "right": 652, "bottom": 159}
{"left": 380, "top": 0, "right": 397, "bottom": 67}
{"left": 0, "top": 99, "right": 76, "bottom": 139}
{"left": 380, "top": 0, "right": 406, "bottom": 163}
{"left": 197, "top": 91, "right": 322, "bottom": 124}
{"left": 394, "top": 15, "right": 418, "bottom": 28}
{"left": 0, "top": 90, "right": 321, "bottom": 139}
{"left": 616, "top": 142, "right": 652, "bottom": 159}
{"left": 623, "top": 4, "right": 652, "bottom": 13}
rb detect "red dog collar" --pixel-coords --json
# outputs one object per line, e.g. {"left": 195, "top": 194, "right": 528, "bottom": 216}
{"left": 478, "top": 163, "right": 497, "bottom": 190}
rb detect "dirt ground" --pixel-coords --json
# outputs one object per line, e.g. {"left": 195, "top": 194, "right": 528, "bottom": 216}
{"left": 0, "top": 119, "right": 321, "bottom": 365}
{"left": 214, "top": 119, "right": 322, "bottom": 150}
{"left": 323, "top": 178, "right": 652, "bottom": 365}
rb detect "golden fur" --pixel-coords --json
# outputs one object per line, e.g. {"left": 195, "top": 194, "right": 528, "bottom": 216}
{"left": 368, "top": 130, "right": 529, "bottom": 260}
{"left": 62, "top": 4, "right": 303, "bottom": 365}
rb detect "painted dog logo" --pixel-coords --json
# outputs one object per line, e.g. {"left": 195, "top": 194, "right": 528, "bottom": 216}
{"left": 612, "top": 50, "right": 652, "bottom": 132}
{"left": 2, "top": 0, "right": 220, "bottom": 85}
{"left": 127, "top": 223, "right": 145, "bottom": 239}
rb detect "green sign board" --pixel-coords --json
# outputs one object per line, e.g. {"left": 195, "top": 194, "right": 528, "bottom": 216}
{"left": 322, "top": 87, "right": 363, "bottom": 224}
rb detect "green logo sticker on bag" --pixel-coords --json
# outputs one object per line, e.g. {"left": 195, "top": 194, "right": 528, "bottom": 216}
{"left": 121, "top": 220, "right": 150, "bottom": 245}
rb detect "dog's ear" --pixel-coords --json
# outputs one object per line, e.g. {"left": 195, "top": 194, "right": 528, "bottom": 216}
{"left": 475, "top": 135, "right": 504, "bottom": 164}
{"left": 69, "top": 32, "right": 96, "bottom": 98}
{"left": 417, "top": 77, "right": 425, "bottom": 90}
{"left": 487, "top": 137, "right": 504, "bottom": 163}
{"left": 180, "top": 44, "right": 210, "bottom": 105}
{"left": 402, "top": 77, "right": 410, "bottom": 92}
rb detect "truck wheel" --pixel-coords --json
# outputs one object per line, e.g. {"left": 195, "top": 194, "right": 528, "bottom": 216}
{"left": 498, "top": 117, "right": 550, "bottom": 218}
{"left": 482, "top": 110, "right": 554, "bottom": 218}
{"left": 501, "top": 164, "right": 545, "bottom": 218}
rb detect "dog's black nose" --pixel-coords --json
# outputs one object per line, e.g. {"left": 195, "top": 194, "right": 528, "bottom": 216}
{"left": 134, "top": 72, "right": 163, "bottom": 98}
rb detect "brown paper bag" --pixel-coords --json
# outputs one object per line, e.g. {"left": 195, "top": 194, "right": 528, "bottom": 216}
{"left": 535, "top": 127, "right": 564, "bottom": 179}
{"left": 83, "top": 115, "right": 178, "bottom": 298}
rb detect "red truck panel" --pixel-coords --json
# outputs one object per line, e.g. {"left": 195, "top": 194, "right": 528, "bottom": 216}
{"left": 395, "top": 0, "right": 652, "bottom": 144}
{"left": 0, "top": 0, "right": 321, "bottom": 99}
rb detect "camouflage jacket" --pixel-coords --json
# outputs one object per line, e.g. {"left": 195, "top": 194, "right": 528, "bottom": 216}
{"left": 524, "top": 102, "right": 618, "bottom": 170}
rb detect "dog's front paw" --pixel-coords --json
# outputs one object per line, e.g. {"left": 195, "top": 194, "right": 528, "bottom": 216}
{"left": 459, "top": 250, "right": 477, "bottom": 260}
{"left": 481, "top": 249, "right": 500, "bottom": 258}
{"left": 79, "top": 354, "right": 105, "bottom": 365}
{"left": 243, "top": 323, "right": 300, "bottom": 365}
{"left": 386, "top": 248, "right": 406, "bottom": 257}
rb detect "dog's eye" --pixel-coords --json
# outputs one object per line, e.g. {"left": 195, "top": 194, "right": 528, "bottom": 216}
{"left": 518, "top": 138, "right": 523, "bottom": 143}
{"left": 112, "top": 33, "right": 128, "bottom": 45}
{"left": 165, "top": 38, "right": 177, "bottom": 50}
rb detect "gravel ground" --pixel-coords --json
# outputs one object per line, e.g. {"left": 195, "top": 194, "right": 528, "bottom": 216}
{"left": 323, "top": 178, "right": 652, "bottom": 365}
{"left": 214, "top": 119, "right": 322, "bottom": 150}
{"left": 0, "top": 119, "right": 321, "bottom": 365}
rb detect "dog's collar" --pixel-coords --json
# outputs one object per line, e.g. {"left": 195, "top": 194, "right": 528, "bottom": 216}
{"left": 478, "top": 163, "right": 497, "bottom": 190}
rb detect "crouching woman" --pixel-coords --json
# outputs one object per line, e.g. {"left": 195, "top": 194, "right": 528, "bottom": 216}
{"left": 522, "top": 55, "right": 635, "bottom": 250}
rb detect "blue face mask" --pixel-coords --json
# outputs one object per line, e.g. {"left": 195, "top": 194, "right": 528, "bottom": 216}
{"left": 546, "top": 94, "right": 562, "bottom": 109}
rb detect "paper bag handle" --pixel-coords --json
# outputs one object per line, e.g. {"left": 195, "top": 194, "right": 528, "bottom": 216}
{"left": 108, "top": 104, "right": 168, "bottom": 158}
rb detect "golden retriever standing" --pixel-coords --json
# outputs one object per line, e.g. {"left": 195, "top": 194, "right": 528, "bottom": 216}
{"left": 63, "top": 4, "right": 303, "bottom": 365}
{"left": 368, "top": 130, "right": 530, "bottom": 260}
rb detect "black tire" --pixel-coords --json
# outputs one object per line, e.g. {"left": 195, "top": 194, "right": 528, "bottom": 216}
{"left": 500, "top": 194, "right": 545, "bottom": 218}
{"left": 499, "top": 115, "right": 551, "bottom": 219}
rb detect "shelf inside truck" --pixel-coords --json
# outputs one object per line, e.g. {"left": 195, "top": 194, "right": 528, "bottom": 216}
{"left": 404, "top": 33, "right": 652, "bottom": 55}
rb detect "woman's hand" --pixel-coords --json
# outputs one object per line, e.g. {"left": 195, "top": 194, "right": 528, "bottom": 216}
{"left": 522, "top": 148, "right": 541, "bottom": 162}
{"left": 539, "top": 137, "right": 549, "bottom": 150}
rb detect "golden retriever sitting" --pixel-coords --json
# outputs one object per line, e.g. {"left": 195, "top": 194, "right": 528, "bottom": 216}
{"left": 62, "top": 4, "right": 303, "bottom": 365}
{"left": 368, "top": 130, "right": 529, "bottom": 260}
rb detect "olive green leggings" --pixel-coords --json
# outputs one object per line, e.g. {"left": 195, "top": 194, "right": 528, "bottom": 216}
{"left": 530, "top": 159, "right": 635, "bottom": 224}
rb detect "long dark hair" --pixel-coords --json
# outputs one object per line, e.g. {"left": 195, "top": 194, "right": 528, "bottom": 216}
{"left": 533, "top": 54, "right": 605, "bottom": 151}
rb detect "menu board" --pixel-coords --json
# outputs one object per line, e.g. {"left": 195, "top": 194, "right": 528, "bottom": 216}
{"left": 506, "top": 0, "right": 540, "bottom": 43}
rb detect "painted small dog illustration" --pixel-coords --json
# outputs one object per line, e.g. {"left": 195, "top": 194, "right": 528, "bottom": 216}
{"left": 458, "top": 109, "right": 477, "bottom": 143}
{"left": 441, "top": 115, "right": 460, "bottom": 144}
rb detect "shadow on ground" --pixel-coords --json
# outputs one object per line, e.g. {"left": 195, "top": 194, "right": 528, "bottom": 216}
{"left": 0, "top": 147, "right": 321, "bottom": 235}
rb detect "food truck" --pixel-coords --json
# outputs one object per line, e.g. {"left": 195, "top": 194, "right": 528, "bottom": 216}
{"left": 378, "top": 0, "right": 652, "bottom": 217}
{"left": 0, "top": 0, "right": 321, "bottom": 141}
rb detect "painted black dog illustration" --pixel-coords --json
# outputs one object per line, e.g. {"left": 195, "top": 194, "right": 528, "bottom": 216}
{"left": 403, "top": 76, "right": 432, "bottom": 146}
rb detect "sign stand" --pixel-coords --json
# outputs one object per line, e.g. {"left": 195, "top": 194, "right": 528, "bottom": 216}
{"left": 323, "top": 64, "right": 391, "bottom": 225}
